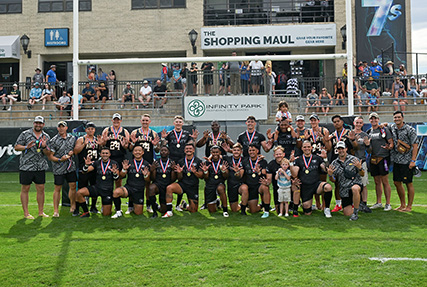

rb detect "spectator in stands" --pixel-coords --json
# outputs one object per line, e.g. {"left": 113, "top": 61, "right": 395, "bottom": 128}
{"left": 361, "top": 61, "right": 370, "bottom": 83}
{"left": 286, "top": 76, "right": 299, "bottom": 95}
{"left": 393, "top": 85, "right": 407, "bottom": 112}
{"left": 391, "top": 77, "right": 403, "bottom": 98}
{"left": 357, "top": 85, "right": 369, "bottom": 115}
{"left": 88, "top": 68, "right": 96, "bottom": 82}
{"left": 46, "top": 65, "right": 58, "bottom": 86}
{"left": 368, "top": 88, "right": 379, "bottom": 113}
{"left": 28, "top": 82, "right": 42, "bottom": 110}
{"left": 138, "top": 80, "right": 152, "bottom": 108}
{"left": 32, "top": 67, "right": 44, "bottom": 84}
{"left": 7, "top": 83, "right": 21, "bottom": 110}
{"left": 419, "top": 77, "right": 427, "bottom": 103}
{"left": 82, "top": 82, "right": 97, "bottom": 109}
{"left": 348, "top": 78, "right": 359, "bottom": 102}
{"left": 107, "top": 70, "right": 116, "bottom": 100}
{"left": 305, "top": 86, "right": 319, "bottom": 114}
{"left": 334, "top": 77, "right": 345, "bottom": 105}
{"left": 226, "top": 51, "right": 241, "bottom": 95}
{"left": 70, "top": 93, "right": 83, "bottom": 118}
{"left": 370, "top": 60, "right": 383, "bottom": 80}
{"left": 249, "top": 58, "right": 264, "bottom": 94}
{"left": 201, "top": 61, "right": 215, "bottom": 95}
{"left": 54, "top": 90, "right": 71, "bottom": 118}
{"left": 171, "top": 64, "right": 182, "bottom": 92}
{"left": 383, "top": 60, "right": 395, "bottom": 93}
{"left": 407, "top": 76, "right": 420, "bottom": 105}
{"left": 365, "top": 77, "right": 379, "bottom": 93}
{"left": 0, "top": 84, "right": 8, "bottom": 110}
{"left": 180, "top": 63, "right": 188, "bottom": 96}
{"left": 218, "top": 63, "right": 227, "bottom": 95}
{"left": 319, "top": 87, "right": 333, "bottom": 117}
{"left": 275, "top": 71, "right": 287, "bottom": 93}
{"left": 161, "top": 63, "right": 169, "bottom": 84}
{"left": 95, "top": 81, "right": 109, "bottom": 109}
{"left": 153, "top": 79, "right": 167, "bottom": 108}
{"left": 95, "top": 68, "right": 108, "bottom": 81}
{"left": 397, "top": 64, "right": 408, "bottom": 88}
{"left": 189, "top": 62, "right": 198, "bottom": 95}
{"left": 342, "top": 63, "right": 347, "bottom": 83}
{"left": 275, "top": 101, "right": 292, "bottom": 123}
{"left": 240, "top": 61, "right": 250, "bottom": 95}
{"left": 266, "top": 60, "right": 277, "bottom": 95}
{"left": 39, "top": 83, "right": 54, "bottom": 110}
{"left": 357, "top": 61, "right": 364, "bottom": 78}
{"left": 121, "top": 82, "right": 135, "bottom": 109}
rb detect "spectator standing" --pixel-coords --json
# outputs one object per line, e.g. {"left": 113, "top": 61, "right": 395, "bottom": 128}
{"left": 171, "top": 64, "right": 182, "bottom": 92}
{"left": 7, "top": 83, "right": 21, "bottom": 110}
{"left": 218, "top": 63, "right": 227, "bottom": 95}
{"left": 46, "top": 65, "right": 58, "bottom": 89}
{"left": 383, "top": 61, "right": 395, "bottom": 94}
{"left": 180, "top": 63, "right": 188, "bottom": 96}
{"left": 121, "top": 82, "right": 135, "bottom": 108}
{"left": 240, "top": 61, "right": 250, "bottom": 95}
{"left": 107, "top": 70, "right": 116, "bottom": 100}
{"left": 361, "top": 61, "right": 370, "bottom": 83}
{"left": 201, "top": 61, "right": 214, "bottom": 95}
{"left": 32, "top": 67, "right": 44, "bottom": 84}
{"left": 189, "top": 62, "right": 198, "bottom": 95}
{"left": 226, "top": 51, "right": 241, "bottom": 95}
{"left": 95, "top": 68, "right": 108, "bottom": 81}
{"left": 342, "top": 63, "right": 348, "bottom": 83}
{"left": 305, "top": 86, "right": 319, "bottom": 114}
{"left": 138, "top": 80, "right": 152, "bottom": 108}
{"left": 160, "top": 63, "right": 169, "bottom": 85}
{"left": 249, "top": 58, "right": 264, "bottom": 94}
{"left": 370, "top": 60, "right": 383, "bottom": 80}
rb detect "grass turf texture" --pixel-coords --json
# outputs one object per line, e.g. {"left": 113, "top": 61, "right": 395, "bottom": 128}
{"left": 0, "top": 172, "right": 426, "bottom": 287}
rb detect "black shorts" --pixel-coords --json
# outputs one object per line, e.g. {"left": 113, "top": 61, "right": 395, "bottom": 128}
{"left": 178, "top": 182, "right": 199, "bottom": 202}
{"left": 227, "top": 183, "right": 242, "bottom": 203}
{"left": 153, "top": 182, "right": 167, "bottom": 204}
{"left": 370, "top": 157, "right": 390, "bottom": 177}
{"left": 393, "top": 163, "right": 414, "bottom": 184}
{"left": 272, "top": 186, "right": 279, "bottom": 206}
{"left": 87, "top": 185, "right": 113, "bottom": 205}
{"left": 124, "top": 184, "right": 144, "bottom": 205}
{"left": 19, "top": 170, "right": 46, "bottom": 185}
{"left": 251, "top": 75, "right": 262, "bottom": 85}
{"left": 203, "top": 74, "right": 213, "bottom": 85}
{"left": 205, "top": 183, "right": 223, "bottom": 204}
{"left": 248, "top": 184, "right": 261, "bottom": 201}
{"left": 99, "top": 94, "right": 108, "bottom": 101}
{"left": 123, "top": 95, "right": 133, "bottom": 102}
{"left": 78, "top": 171, "right": 97, "bottom": 189}
{"left": 84, "top": 95, "right": 96, "bottom": 101}
{"left": 300, "top": 181, "right": 321, "bottom": 203}
{"left": 342, "top": 190, "right": 354, "bottom": 208}
{"left": 54, "top": 171, "right": 77, "bottom": 186}
{"left": 174, "top": 82, "right": 182, "bottom": 90}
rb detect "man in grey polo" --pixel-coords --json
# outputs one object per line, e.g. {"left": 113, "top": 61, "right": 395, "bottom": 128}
{"left": 389, "top": 111, "right": 418, "bottom": 212}
{"left": 14, "top": 116, "right": 51, "bottom": 219}
{"left": 226, "top": 51, "right": 241, "bottom": 95}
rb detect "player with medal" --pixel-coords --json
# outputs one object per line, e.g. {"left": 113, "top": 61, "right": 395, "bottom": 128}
{"left": 291, "top": 141, "right": 333, "bottom": 218}
{"left": 237, "top": 115, "right": 273, "bottom": 157}
{"left": 200, "top": 146, "right": 230, "bottom": 217}
{"left": 272, "top": 117, "right": 297, "bottom": 159}
{"left": 223, "top": 143, "right": 245, "bottom": 213}
{"left": 196, "top": 120, "right": 234, "bottom": 157}
{"left": 163, "top": 143, "right": 203, "bottom": 216}
{"left": 110, "top": 145, "right": 151, "bottom": 218}
{"left": 75, "top": 147, "right": 119, "bottom": 217}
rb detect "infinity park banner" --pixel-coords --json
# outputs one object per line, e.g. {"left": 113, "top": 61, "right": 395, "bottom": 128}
{"left": 184, "top": 95, "right": 268, "bottom": 121}
{"left": 355, "top": 0, "right": 407, "bottom": 65}
{"left": 201, "top": 24, "right": 336, "bottom": 50}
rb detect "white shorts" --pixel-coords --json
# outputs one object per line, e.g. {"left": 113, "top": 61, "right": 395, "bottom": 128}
{"left": 7, "top": 95, "right": 17, "bottom": 101}
{"left": 181, "top": 78, "right": 187, "bottom": 84}
{"left": 278, "top": 187, "right": 291, "bottom": 202}
{"left": 361, "top": 161, "right": 369, "bottom": 186}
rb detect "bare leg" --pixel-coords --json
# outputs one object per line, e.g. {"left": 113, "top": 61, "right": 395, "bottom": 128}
{"left": 393, "top": 181, "right": 406, "bottom": 210}
{"left": 373, "top": 176, "right": 383, "bottom": 204}
{"left": 382, "top": 175, "right": 391, "bottom": 205}
{"left": 35, "top": 183, "right": 46, "bottom": 216}
{"left": 53, "top": 185, "right": 62, "bottom": 215}
{"left": 20, "top": 184, "right": 31, "bottom": 217}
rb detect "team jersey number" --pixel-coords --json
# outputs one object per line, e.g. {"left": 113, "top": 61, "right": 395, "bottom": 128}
{"left": 141, "top": 142, "right": 150, "bottom": 152}
{"left": 87, "top": 149, "right": 98, "bottom": 160}
{"left": 312, "top": 142, "right": 322, "bottom": 152}
{"left": 110, "top": 140, "right": 120, "bottom": 150}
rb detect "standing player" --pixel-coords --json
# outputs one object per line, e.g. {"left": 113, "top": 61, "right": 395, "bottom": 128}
{"left": 223, "top": 143, "right": 245, "bottom": 212}
{"left": 14, "top": 116, "right": 51, "bottom": 219}
{"left": 111, "top": 145, "right": 151, "bottom": 218}
{"left": 266, "top": 146, "right": 286, "bottom": 214}
{"left": 200, "top": 146, "right": 230, "bottom": 217}
{"left": 237, "top": 115, "right": 273, "bottom": 157}
{"left": 75, "top": 147, "right": 119, "bottom": 217}
{"left": 241, "top": 144, "right": 271, "bottom": 218}
{"left": 273, "top": 117, "right": 297, "bottom": 159}
{"left": 196, "top": 120, "right": 234, "bottom": 157}
{"left": 164, "top": 143, "right": 203, "bottom": 215}
{"left": 291, "top": 141, "right": 333, "bottom": 218}
{"left": 74, "top": 122, "right": 101, "bottom": 214}
{"left": 46, "top": 121, "right": 77, "bottom": 217}
{"left": 294, "top": 115, "right": 308, "bottom": 157}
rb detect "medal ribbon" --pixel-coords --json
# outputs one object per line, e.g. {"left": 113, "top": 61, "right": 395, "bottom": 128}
{"left": 211, "top": 132, "right": 221, "bottom": 145}
{"left": 380, "top": 128, "right": 385, "bottom": 137}
{"left": 249, "top": 157, "right": 259, "bottom": 173}
{"left": 86, "top": 135, "right": 96, "bottom": 149}
{"left": 185, "top": 157, "right": 195, "bottom": 172}
{"left": 212, "top": 159, "right": 221, "bottom": 174}
{"left": 160, "top": 159, "right": 169, "bottom": 174}
{"left": 134, "top": 159, "right": 144, "bottom": 173}
{"left": 246, "top": 130, "right": 255, "bottom": 144}
{"left": 232, "top": 157, "right": 242, "bottom": 167}
{"left": 139, "top": 128, "right": 149, "bottom": 140}
{"left": 173, "top": 129, "right": 183, "bottom": 145}
{"left": 303, "top": 155, "right": 313, "bottom": 170}
{"left": 335, "top": 129, "right": 345, "bottom": 142}
{"left": 311, "top": 129, "right": 317, "bottom": 142}
{"left": 67, "top": 159, "right": 72, "bottom": 171}
{"left": 112, "top": 126, "right": 122, "bottom": 140}
{"left": 101, "top": 159, "right": 110, "bottom": 176}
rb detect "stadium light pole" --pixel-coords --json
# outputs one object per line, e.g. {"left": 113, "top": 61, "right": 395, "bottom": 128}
{"left": 72, "top": 0, "right": 79, "bottom": 120}
{"left": 346, "top": 0, "right": 354, "bottom": 116}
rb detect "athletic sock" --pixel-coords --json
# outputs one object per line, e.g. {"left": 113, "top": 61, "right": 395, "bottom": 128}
{"left": 336, "top": 199, "right": 342, "bottom": 206}
{"left": 91, "top": 197, "right": 97, "bottom": 209}
{"left": 222, "top": 205, "right": 228, "bottom": 213}
{"left": 240, "top": 204, "right": 247, "bottom": 213}
{"left": 166, "top": 203, "right": 172, "bottom": 212}
{"left": 129, "top": 200, "right": 134, "bottom": 208}
{"left": 81, "top": 201, "right": 89, "bottom": 213}
{"left": 176, "top": 193, "right": 183, "bottom": 207}
{"left": 362, "top": 201, "right": 367, "bottom": 205}
{"left": 293, "top": 203, "right": 299, "bottom": 213}
{"left": 263, "top": 203, "right": 270, "bottom": 212}
{"left": 113, "top": 197, "right": 121, "bottom": 212}
{"left": 149, "top": 196, "right": 157, "bottom": 211}
{"left": 353, "top": 207, "right": 359, "bottom": 215}
{"left": 75, "top": 202, "right": 80, "bottom": 212}
{"left": 324, "top": 192, "right": 332, "bottom": 209}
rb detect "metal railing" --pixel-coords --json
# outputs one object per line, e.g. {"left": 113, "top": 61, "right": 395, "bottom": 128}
{"left": 203, "top": 0, "right": 334, "bottom": 26}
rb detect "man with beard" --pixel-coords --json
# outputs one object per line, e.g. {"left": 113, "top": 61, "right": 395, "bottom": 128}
{"left": 272, "top": 117, "right": 297, "bottom": 159}
{"left": 196, "top": 120, "right": 233, "bottom": 157}
{"left": 237, "top": 115, "right": 273, "bottom": 157}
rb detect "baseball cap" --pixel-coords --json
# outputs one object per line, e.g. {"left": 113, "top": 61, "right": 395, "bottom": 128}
{"left": 311, "top": 87, "right": 316, "bottom": 90}
{"left": 13, "top": 83, "right": 17, "bottom": 87}
{"left": 143, "top": 80, "right": 148, "bottom": 84}
{"left": 50, "top": 65, "right": 56, "bottom": 68}
{"left": 126, "top": 82, "right": 131, "bottom": 86}
{"left": 57, "top": 121, "right": 67, "bottom": 127}
{"left": 336, "top": 141, "right": 346, "bottom": 149}
{"left": 112, "top": 113, "right": 122, "bottom": 120}
{"left": 34, "top": 82, "right": 40, "bottom": 86}
{"left": 86, "top": 121, "right": 96, "bottom": 128}
{"left": 35, "top": 67, "right": 41, "bottom": 71}
{"left": 309, "top": 114, "right": 319, "bottom": 120}
{"left": 410, "top": 76, "right": 415, "bottom": 79}
{"left": 161, "top": 63, "right": 167, "bottom": 66}
{"left": 296, "top": 115, "right": 305, "bottom": 121}
{"left": 369, "top": 112, "right": 379, "bottom": 119}
{"left": 34, "top": 116, "right": 44, "bottom": 123}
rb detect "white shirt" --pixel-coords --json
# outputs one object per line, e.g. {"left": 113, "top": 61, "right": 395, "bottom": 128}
{"left": 249, "top": 61, "right": 264, "bottom": 76}
{"left": 139, "top": 85, "right": 152, "bottom": 96}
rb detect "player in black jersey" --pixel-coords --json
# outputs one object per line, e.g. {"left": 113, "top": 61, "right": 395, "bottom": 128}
{"left": 237, "top": 115, "right": 273, "bottom": 157}
{"left": 200, "top": 146, "right": 230, "bottom": 217}
{"left": 148, "top": 146, "right": 177, "bottom": 218}
{"left": 75, "top": 147, "right": 119, "bottom": 217}
{"left": 100, "top": 113, "right": 130, "bottom": 189}
{"left": 162, "top": 143, "right": 203, "bottom": 216}
{"left": 223, "top": 143, "right": 245, "bottom": 212}
{"left": 291, "top": 141, "right": 332, "bottom": 218}
{"left": 196, "top": 120, "right": 234, "bottom": 157}
{"left": 110, "top": 145, "right": 151, "bottom": 218}
{"left": 129, "top": 114, "right": 160, "bottom": 214}
{"left": 272, "top": 117, "right": 297, "bottom": 159}
{"left": 74, "top": 122, "right": 101, "bottom": 214}
{"left": 240, "top": 143, "right": 271, "bottom": 218}
{"left": 266, "top": 146, "right": 286, "bottom": 214}
{"left": 294, "top": 115, "right": 307, "bottom": 157}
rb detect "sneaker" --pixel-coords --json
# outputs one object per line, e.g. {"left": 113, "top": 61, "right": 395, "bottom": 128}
{"left": 384, "top": 204, "right": 392, "bottom": 211}
{"left": 7, "top": 106, "right": 11, "bottom": 111}
{"left": 111, "top": 210, "right": 123, "bottom": 219}
{"left": 240, "top": 210, "right": 247, "bottom": 216}
{"left": 175, "top": 205, "right": 183, "bottom": 212}
{"left": 80, "top": 212, "right": 90, "bottom": 218}
{"left": 223, "top": 211, "right": 229, "bottom": 218}
{"left": 146, "top": 205, "right": 154, "bottom": 213}
{"left": 349, "top": 213, "right": 359, "bottom": 221}
{"left": 90, "top": 207, "right": 99, "bottom": 214}
{"left": 2, "top": 106, "right": 6, "bottom": 110}
{"left": 370, "top": 203, "right": 383, "bottom": 209}
{"left": 181, "top": 200, "right": 188, "bottom": 209}
{"left": 261, "top": 212, "right": 269, "bottom": 218}
{"left": 278, "top": 213, "right": 283, "bottom": 217}
{"left": 331, "top": 204, "right": 342, "bottom": 212}
{"left": 72, "top": 209, "right": 80, "bottom": 217}
{"left": 125, "top": 207, "right": 134, "bottom": 215}
{"left": 324, "top": 207, "right": 332, "bottom": 218}
{"left": 293, "top": 210, "right": 299, "bottom": 217}
{"left": 285, "top": 213, "right": 289, "bottom": 217}
{"left": 151, "top": 211, "right": 158, "bottom": 218}
{"left": 359, "top": 202, "right": 372, "bottom": 213}
{"left": 312, "top": 204, "right": 318, "bottom": 211}
{"left": 271, "top": 207, "right": 276, "bottom": 212}
{"left": 200, "top": 204, "right": 207, "bottom": 210}
{"left": 162, "top": 211, "right": 173, "bottom": 218}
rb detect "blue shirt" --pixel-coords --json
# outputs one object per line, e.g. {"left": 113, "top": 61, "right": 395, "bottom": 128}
{"left": 46, "top": 69, "right": 57, "bottom": 83}
{"left": 277, "top": 170, "right": 291, "bottom": 188}
{"left": 172, "top": 69, "right": 181, "bottom": 82}
{"left": 370, "top": 65, "right": 383, "bottom": 79}
{"left": 29, "top": 88, "right": 42, "bottom": 99}
{"left": 95, "top": 72, "right": 108, "bottom": 81}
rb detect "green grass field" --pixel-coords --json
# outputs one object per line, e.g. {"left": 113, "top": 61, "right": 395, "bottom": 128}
{"left": 1, "top": 172, "right": 426, "bottom": 286}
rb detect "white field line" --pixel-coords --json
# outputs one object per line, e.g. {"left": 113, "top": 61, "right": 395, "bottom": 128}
{"left": 369, "top": 257, "right": 427, "bottom": 263}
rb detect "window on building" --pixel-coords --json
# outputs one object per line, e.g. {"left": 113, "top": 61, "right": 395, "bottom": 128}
{"left": 132, "top": 0, "right": 186, "bottom": 9}
{"left": 38, "top": 0, "right": 91, "bottom": 12}
{"left": 0, "top": 0, "right": 22, "bottom": 14}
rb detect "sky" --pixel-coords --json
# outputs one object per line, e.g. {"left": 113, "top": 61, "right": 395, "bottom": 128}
{"left": 411, "top": 0, "right": 427, "bottom": 74}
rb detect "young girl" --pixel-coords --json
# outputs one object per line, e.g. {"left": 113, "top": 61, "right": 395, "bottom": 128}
{"left": 275, "top": 158, "right": 292, "bottom": 217}
{"left": 275, "top": 101, "right": 292, "bottom": 123}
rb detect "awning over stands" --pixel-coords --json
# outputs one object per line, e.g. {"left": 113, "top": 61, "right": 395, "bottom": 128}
{"left": 0, "top": 35, "right": 20, "bottom": 59}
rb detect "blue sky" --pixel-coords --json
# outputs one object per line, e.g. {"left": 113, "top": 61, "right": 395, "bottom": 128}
{"left": 411, "top": 0, "right": 427, "bottom": 74}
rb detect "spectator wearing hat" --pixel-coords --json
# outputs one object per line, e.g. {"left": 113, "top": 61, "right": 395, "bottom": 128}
{"left": 121, "top": 82, "right": 135, "bottom": 108}
{"left": 7, "top": 83, "right": 21, "bottom": 110}
{"left": 46, "top": 65, "right": 58, "bottom": 98}
{"left": 139, "top": 80, "right": 152, "bottom": 108}
{"left": 357, "top": 85, "right": 369, "bottom": 114}
{"left": 393, "top": 84, "right": 407, "bottom": 112}
{"left": 383, "top": 61, "right": 395, "bottom": 92}
{"left": 365, "top": 76, "right": 379, "bottom": 93}
{"left": 407, "top": 76, "right": 420, "bottom": 105}
{"left": 305, "top": 87, "right": 319, "bottom": 114}
{"left": 32, "top": 67, "right": 44, "bottom": 84}
{"left": 0, "top": 84, "right": 8, "bottom": 110}
{"left": 28, "top": 82, "right": 42, "bottom": 110}
{"left": 95, "top": 81, "right": 109, "bottom": 109}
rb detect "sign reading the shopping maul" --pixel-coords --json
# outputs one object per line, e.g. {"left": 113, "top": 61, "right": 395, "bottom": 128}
{"left": 45, "top": 28, "right": 69, "bottom": 47}
{"left": 184, "top": 95, "right": 268, "bottom": 121}
{"left": 201, "top": 24, "right": 336, "bottom": 49}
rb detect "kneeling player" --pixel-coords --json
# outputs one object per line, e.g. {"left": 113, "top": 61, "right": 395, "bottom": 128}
{"left": 291, "top": 141, "right": 332, "bottom": 218}
{"left": 75, "top": 147, "right": 119, "bottom": 217}
{"left": 223, "top": 143, "right": 245, "bottom": 212}
{"left": 111, "top": 145, "right": 151, "bottom": 218}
